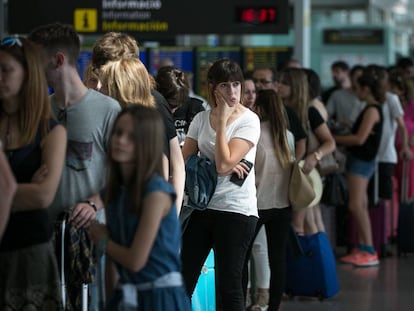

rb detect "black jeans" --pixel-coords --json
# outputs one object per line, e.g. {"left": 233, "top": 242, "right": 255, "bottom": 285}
{"left": 242, "top": 207, "right": 292, "bottom": 311}
{"left": 181, "top": 209, "right": 257, "bottom": 311}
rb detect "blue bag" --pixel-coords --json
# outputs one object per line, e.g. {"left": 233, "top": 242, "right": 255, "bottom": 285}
{"left": 286, "top": 232, "right": 339, "bottom": 300}
{"left": 185, "top": 155, "right": 217, "bottom": 210}
{"left": 192, "top": 250, "right": 215, "bottom": 311}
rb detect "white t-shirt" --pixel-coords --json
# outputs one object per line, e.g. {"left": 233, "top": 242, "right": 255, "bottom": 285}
{"left": 377, "top": 92, "right": 404, "bottom": 163}
{"left": 186, "top": 109, "right": 260, "bottom": 216}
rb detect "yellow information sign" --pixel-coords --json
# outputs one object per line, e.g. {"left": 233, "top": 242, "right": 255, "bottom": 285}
{"left": 74, "top": 9, "right": 97, "bottom": 32}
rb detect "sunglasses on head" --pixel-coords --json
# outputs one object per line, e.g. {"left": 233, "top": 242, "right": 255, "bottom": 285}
{"left": 1, "top": 37, "right": 23, "bottom": 48}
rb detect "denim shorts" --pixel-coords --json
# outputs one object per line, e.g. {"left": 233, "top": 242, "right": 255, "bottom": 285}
{"left": 346, "top": 154, "right": 376, "bottom": 179}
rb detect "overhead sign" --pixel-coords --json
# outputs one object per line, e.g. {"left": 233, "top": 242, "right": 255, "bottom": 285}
{"left": 9, "top": 0, "right": 289, "bottom": 36}
{"left": 323, "top": 28, "right": 385, "bottom": 45}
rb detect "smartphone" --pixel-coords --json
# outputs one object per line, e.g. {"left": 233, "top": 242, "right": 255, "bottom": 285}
{"left": 230, "top": 159, "right": 253, "bottom": 186}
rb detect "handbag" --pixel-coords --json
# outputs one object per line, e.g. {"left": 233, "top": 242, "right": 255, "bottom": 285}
{"left": 289, "top": 161, "right": 316, "bottom": 209}
{"left": 307, "top": 121, "right": 339, "bottom": 176}
{"left": 317, "top": 153, "right": 339, "bottom": 176}
{"left": 321, "top": 172, "right": 348, "bottom": 207}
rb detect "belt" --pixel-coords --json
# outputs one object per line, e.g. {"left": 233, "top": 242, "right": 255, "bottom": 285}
{"left": 117, "top": 272, "right": 183, "bottom": 307}
{"left": 135, "top": 271, "right": 183, "bottom": 291}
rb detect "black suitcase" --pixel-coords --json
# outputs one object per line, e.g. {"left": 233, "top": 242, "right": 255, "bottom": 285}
{"left": 398, "top": 161, "right": 414, "bottom": 256}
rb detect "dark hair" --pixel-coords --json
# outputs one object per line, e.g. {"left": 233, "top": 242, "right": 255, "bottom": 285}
{"left": 207, "top": 58, "right": 244, "bottom": 107}
{"left": 396, "top": 57, "right": 414, "bottom": 69}
{"left": 255, "top": 89, "right": 292, "bottom": 167}
{"left": 253, "top": 65, "right": 278, "bottom": 82}
{"left": 28, "top": 22, "right": 80, "bottom": 66}
{"left": 331, "top": 61, "right": 349, "bottom": 72}
{"left": 105, "top": 105, "right": 164, "bottom": 214}
{"left": 155, "top": 66, "right": 189, "bottom": 109}
{"left": 358, "top": 64, "right": 387, "bottom": 104}
{"left": 303, "top": 68, "right": 321, "bottom": 100}
{"left": 350, "top": 65, "right": 365, "bottom": 79}
{"left": 243, "top": 70, "right": 254, "bottom": 80}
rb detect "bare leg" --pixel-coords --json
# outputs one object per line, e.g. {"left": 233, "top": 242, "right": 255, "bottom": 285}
{"left": 347, "top": 173, "right": 373, "bottom": 247}
{"left": 291, "top": 209, "right": 307, "bottom": 234}
{"left": 313, "top": 205, "right": 326, "bottom": 233}
{"left": 304, "top": 207, "right": 318, "bottom": 235}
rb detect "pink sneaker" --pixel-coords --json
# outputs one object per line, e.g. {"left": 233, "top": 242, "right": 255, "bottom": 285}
{"left": 340, "top": 248, "right": 362, "bottom": 264}
{"left": 352, "top": 251, "right": 379, "bottom": 267}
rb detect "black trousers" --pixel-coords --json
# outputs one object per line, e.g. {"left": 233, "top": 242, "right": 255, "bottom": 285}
{"left": 242, "top": 207, "right": 292, "bottom": 311}
{"left": 181, "top": 209, "right": 257, "bottom": 311}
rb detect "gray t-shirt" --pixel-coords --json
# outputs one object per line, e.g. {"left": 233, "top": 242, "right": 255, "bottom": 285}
{"left": 49, "top": 89, "right": 121, "bottom": 221}
{"left": 326, "top": 88, "right": 365, "bottom": 129}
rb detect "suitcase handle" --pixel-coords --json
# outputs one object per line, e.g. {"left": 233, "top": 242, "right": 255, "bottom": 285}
{"left": 60, "top": 219, "right": 67, "bottom": 309}
{"left": 401, "top": 160, "right": 410, "bottom": 202}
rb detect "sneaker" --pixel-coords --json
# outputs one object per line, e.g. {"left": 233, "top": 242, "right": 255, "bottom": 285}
{"left": 352, "top": 251, "right": 380, "bottom": 267}
{"left": 340, "top": 248, "right": 362, "bottom": 264}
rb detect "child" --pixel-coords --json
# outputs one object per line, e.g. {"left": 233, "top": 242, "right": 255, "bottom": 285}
{"left": 88, "top": 105, "right": 191, "bottom": 310}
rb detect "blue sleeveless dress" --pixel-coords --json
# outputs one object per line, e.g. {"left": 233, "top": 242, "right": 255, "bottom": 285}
{"left": 105, "top": 175, "right": 191, "bottom": 311}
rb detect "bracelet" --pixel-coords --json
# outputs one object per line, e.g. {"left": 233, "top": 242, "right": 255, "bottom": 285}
{"left": 83, "top": 200, "right": 97, "bottom": 212}
{"left": 314, "top": 149, "right": 323, "bottom": 161}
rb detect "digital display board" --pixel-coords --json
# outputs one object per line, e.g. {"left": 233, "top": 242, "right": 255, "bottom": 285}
{"left": 243, "top": 47, "right": 293, "bottom": 72}
{"left": 9, "top": 0, "right": 289, "bottom": 36}
{"left": 148, "top": 47, "right": 194, "bottom": 76}
{"left": 195, "top": 47, "right": 242, "bottom": 98}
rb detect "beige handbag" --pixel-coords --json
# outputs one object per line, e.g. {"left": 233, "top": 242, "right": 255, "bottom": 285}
{"left": 289, "top": 161, "right": 316, "bottom": 209}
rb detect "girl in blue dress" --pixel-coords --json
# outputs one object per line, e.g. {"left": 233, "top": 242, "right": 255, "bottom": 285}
{"left": 88, "top": 105, "right": 191, "bottom": 311}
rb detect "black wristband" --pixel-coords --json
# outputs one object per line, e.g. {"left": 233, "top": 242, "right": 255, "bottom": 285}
{"left": 83, "top": 200, "right": 97, "bottom": 212}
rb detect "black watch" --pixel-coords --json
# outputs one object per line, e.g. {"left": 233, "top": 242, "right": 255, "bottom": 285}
{"left": 83, "top": 200, "right": 97, "bottom": 212}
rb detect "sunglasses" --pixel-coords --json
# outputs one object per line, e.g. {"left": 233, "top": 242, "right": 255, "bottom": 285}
{"left": 1, "top": 37, "right": 23, "bottom": 48}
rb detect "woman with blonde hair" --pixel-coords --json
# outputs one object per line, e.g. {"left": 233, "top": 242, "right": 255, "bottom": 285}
{"left": 99, "top": 58, "right": 155, "bottom": 108}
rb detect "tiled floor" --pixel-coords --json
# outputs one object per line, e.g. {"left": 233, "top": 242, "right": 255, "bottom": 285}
{"left": 279, "top": 248, "right": 414, "bottom": 311}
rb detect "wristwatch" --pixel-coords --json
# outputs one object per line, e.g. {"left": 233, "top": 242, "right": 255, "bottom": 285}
{"left": 314, "top": 150, "right": 323, "bottom": 161}
{"left": 83, "top": 200, "right": 98, "bottom": 212}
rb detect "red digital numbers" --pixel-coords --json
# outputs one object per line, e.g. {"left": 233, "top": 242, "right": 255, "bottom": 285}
{"left": 239, "top": 8, "right": 277, "bottom": 24}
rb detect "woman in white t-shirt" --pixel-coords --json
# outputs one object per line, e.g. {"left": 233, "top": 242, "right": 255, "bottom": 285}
{"left": 180, "top": 58, "right": 260, "bottom": 310}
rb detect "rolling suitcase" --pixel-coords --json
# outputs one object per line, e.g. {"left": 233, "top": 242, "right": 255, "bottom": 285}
{"left": 397, "top": 161, "right": 414, "bottom": 255}
{"left": 192, "top": 250, "right": 216, "bottom": 311}
{"left": 285, "top": 232, "right": 339, "bottom": 300}
{"left": 58, "top": 218, "right": 89, "bottom": 311}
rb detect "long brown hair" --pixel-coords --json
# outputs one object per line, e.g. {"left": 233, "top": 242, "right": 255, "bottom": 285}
{"left": 105, "top": 105, "right": 164, "bottom": 214}
{"left": 0, "top": 37, "right": 51, "bottom": 146}
{"left": 358, "top": 65, "right": 387, "bottom": 105}
{"left": 279, "top": 67, "right": 309, "bottom": 132}
{"left": 255, "top": 89, "right": 292, "bottom": 167}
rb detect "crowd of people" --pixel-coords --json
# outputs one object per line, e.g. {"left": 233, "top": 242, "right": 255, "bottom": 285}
{"left": 1, "top": 22, "right": 413, "bottom": 311}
